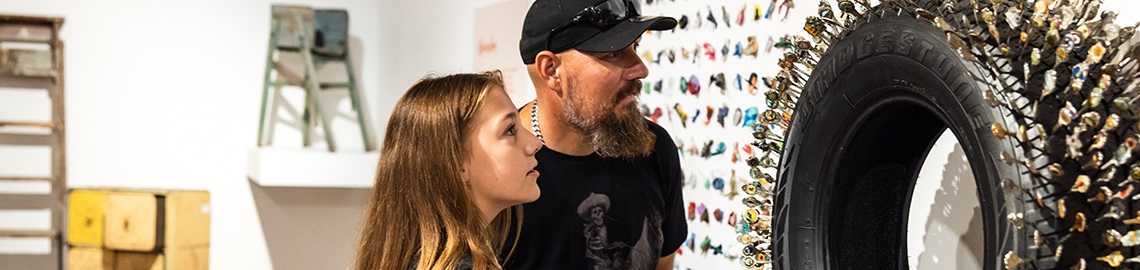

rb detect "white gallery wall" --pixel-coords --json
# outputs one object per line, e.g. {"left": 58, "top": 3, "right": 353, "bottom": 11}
{"left": 2, "top": 0, "right": 1139, "bottom": 269}
{"left": 0, "top": 0, "right": 505, "bottom": 269}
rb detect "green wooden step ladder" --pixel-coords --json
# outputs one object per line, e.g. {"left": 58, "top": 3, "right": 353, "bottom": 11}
{"left": 257, "top": 5, "right": 372, "bottom": 152}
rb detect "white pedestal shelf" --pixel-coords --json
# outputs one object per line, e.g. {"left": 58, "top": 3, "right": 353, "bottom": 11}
{"left": 246, "top": 147, "right": 378, "bottom": 188}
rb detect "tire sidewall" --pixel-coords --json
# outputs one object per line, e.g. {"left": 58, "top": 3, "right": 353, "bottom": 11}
{"left": 773, "top": 15, "right": 1023, "bottom": 270}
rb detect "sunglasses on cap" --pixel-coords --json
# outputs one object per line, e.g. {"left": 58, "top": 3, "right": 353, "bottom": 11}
{"left": 546, "top": 0, "right": 642, "bottom": 51}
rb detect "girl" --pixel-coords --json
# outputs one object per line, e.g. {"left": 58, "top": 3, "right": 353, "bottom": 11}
{"left": 355, "top": 71, "right": 542, "bottom": 270}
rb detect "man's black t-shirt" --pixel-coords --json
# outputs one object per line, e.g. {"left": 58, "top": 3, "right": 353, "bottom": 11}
{"left": 501, "top": 120, "right": 687, "bottom": 270}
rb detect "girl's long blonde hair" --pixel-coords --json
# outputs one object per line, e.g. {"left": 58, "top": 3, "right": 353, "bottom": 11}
{"left": 355, "top": 71, "right": 521, "bottom": 270}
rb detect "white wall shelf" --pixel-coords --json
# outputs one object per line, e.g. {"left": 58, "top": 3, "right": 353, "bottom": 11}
{"left": 246, "top": 147, "right": 378, "bottom": 188}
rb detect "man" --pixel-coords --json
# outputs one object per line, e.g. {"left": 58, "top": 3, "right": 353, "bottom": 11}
{"left": 502, "top": 0, "right": 686, "bottom": 269}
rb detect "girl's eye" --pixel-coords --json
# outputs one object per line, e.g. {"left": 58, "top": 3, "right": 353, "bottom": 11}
{"left": 505, "top": 123, "right": 517, "bottom": 136}
{"left": 608, "top": 51, "right": 621, "bottom": 58}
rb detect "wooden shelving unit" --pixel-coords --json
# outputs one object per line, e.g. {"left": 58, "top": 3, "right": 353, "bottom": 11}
{"left": 0, "top": 14, "right": 65, "bottom": 270}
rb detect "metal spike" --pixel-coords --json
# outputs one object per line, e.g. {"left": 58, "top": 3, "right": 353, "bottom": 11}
{"left": 1034, "top": 229, "right": 1044, "bottom": 247}
{"left": 1059, "top": 198, "right": 1068, "bottom": 219}
{"left": 1006, "top": 4, "right": 1023, "bottom": 30}
{"left": 1004, "top": 250, "right": 1024, "bottom": 270}
{"left": 1071, "top": 175, "right": 1090, "bottom": 193}
{"left": 1007, "top": 212, "right": 1025, "bottom": 229}
{"left": 1097, "top": 251, "right": 1123, "bottom": 267}
{"left": 1124, "top": 211, "right": 1140, "bottom": 225}
{"left": 1070, "top": 212, "right": 1086, "bottom": 232}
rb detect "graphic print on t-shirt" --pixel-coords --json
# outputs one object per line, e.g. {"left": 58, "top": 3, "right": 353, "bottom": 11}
{"left": 577, "top": 193, "right": 664, "bottom": 270}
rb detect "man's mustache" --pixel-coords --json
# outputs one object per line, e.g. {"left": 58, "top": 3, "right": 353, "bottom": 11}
{"left": 615, "top": 80, "right": 642, "bottom": 103}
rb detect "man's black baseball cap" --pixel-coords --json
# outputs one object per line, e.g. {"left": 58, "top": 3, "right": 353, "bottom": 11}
{"left": 519, "top": 0, "right": 677, "bottom": 65}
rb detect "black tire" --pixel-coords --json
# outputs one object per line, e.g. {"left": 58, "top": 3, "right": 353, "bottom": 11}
{"left": 736, "top": 0, "right": 1140, "bottom": 268}
{"left": 773, "top": 13, "right": 1030, "bottom": 269}
{"left": 764, "top": 0, "right": 1140, "bottom": 268}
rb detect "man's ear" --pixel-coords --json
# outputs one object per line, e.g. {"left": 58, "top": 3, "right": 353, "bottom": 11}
{"left": 534, "top": 51, "right": 563, "bottom": 95}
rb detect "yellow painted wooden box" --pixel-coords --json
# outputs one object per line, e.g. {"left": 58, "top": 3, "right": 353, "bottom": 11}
{"left": 68, "top": 190, "right": 108, "bottom": 247}
{"left": 67, "top": 189, "right": 210, "bottom": 269}
{"left": 99, "top": 190, "right": 210, "bottom": 251}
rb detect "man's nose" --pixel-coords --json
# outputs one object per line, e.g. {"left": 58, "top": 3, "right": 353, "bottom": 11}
{"left": 624, "top": 52, "right": 649, "bottom": 80}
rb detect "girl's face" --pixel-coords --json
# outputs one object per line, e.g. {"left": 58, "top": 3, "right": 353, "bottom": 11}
{"left": 463, "top": 86, "right": 543, "bottom": 219}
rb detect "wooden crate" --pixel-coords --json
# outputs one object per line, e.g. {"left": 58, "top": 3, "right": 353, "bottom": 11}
{"left": 163, "top": 246, "right": 208, "bottom": 270}
{"left": 66, "top": 247, "right": 113, "bottom": 270}
{"left": 105, "top": 192, "right": 160, "bottom": 251}
{"left": 66, "top": 246, "right": 208, "bottom": 270}
{"left": 114, "top": 250, "right": 163, "bottom": 270}
{"left": 162, "top": 191, "right": 210, "bottom": 249}
{"left": 68, "top": 190, "right": 107, "bottom": 247}
{"left": 67, "top": 189, "right": 210, "bottom": 251}
{"left": 67, "top": 189, "right": 209, "bottom": 269}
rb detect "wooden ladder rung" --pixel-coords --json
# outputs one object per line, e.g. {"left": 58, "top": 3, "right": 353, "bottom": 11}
{"left": 268, "top": 81, "right": 292, "bottom": 87}
{"left": 319, "top": 82, "right": 350, "bottom": 89}
{"left": 0, "top": 132, "right": 52, "bottom": 146}
{"left": 0, "top": 230, "right": 57, "bottom": 238}
{"left": 0, "top": 176, "right": 51, "bottom": 182}
{"left": 0, "top": 121, "right": 53, "bottom": 129}
{"left": 272, "top": 61, "right": 304, "bottom": 86}
{"left": 0, "top": 18, "right": 60, "bottom": 44}
{"left": 0, "top": 74, "right": 54, "bottom": 89}
{"left": 0, "top": 193, "right": 55, "bottom": 209}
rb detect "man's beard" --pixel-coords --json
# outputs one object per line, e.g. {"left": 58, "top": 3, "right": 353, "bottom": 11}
{"left": 562, "top": 77, "right": 656, "bottom": 158}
